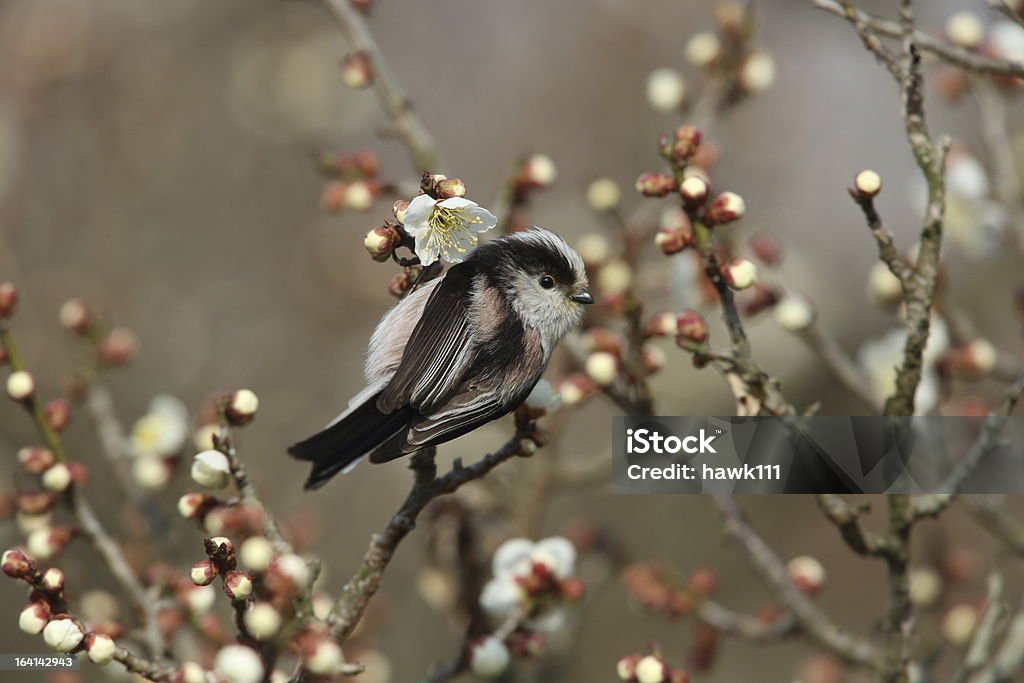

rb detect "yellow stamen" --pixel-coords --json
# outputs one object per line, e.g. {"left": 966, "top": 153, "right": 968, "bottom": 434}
{"left": 426, "top": 204, "right": 484, "bottom": 255}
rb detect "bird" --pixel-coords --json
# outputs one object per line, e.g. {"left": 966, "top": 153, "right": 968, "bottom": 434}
{"left": 290, "top": 227, "right": 593, "bottom": 490}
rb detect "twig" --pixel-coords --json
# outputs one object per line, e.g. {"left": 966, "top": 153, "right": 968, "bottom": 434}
{"left": 698, "top": 600, "right": 798, "bottom": 641}
{"left": 327, "top": 432, "right": 533, "bottom": 641}
{"left": 963, "top": 495, "right": 1024, "bottom": 557}
{"left": 794, "top": 325, "right": 882, "bottom": 411}
{"left": 816, "top": 494, "right": 886, "bottom": 556}
{"left": 813, "top": 0, "right": 1024, "bottom": 79}
{"left": 848, "top": 190, "right": 910, "bottom": 286}
{"left": 710, "top": 495, "right": 880, "bottom": 668}
{"left": 320, "top": 0, "right": 441, "bottom": 173}
{"left": 953, "top": 574, "right": 1005, "bottom": 683}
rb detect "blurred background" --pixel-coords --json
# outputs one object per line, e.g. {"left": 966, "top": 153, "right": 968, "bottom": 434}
{"left": 1, "top": 0, "right": 1022, "bottom": 681}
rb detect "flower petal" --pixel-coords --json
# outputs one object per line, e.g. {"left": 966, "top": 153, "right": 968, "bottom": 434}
{"left": 479, "top": 576, "right": 523, "bottom": 619}
{"left": 533, "top": 537, "right": 576, "bottom": 578}
{"left": 413, "top": 232, "right": 440, "bottom": 266}
{"left": 403, "top": 194, "right": 437, "bottom": 233}
{"left": 438, "top": 197, "right": 476, "bottom": 210}
{"left": 465, "top": 205, "right": 498, "bottom": 234}
{"left": 492, "top": 538, "right": 534, "bottom": 577}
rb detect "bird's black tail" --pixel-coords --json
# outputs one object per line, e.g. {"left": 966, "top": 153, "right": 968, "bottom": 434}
{"left": 289, "top": 392, "right": 412, "bottom": 490}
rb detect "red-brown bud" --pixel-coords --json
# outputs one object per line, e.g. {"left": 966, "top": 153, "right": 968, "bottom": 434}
{"left": 655, "top": 222, "right": 694, "bottom": 255}
{"left": 676, "top": 311, "right": 709, "bottom": 344}
{"left": 747, "top": 233, "right": 783, "bottom": 266}
{"left": 2, "top": 548, "right": 34, "bottom": 579}
{"left": 435, "top": 177, "right": 467, "bottom": 199}
{"left": 645, "top": 311, "right": 679, "bottom": 338}
{"left": 705, "top": 191, "right": 745, "bottom": 224}
{"left": 636, "top": 173, "right": 678, "bottom": 198}
{"left": 59, "top": 299, "right": 92, "bottom": 334}
{"left": 673, "top": 124, "right": 702, "bottom": 160}
{"left": 393, "top": 199, "right": 410, "bottom": 224}
{"left": 18, "top": 447, "right": 56, "bottom": 475}
{"left": 223, "top": 570, "right": 254, "bottom": 600}
{"left": 44, "top": 399, "right": 72, "bottom": 432}
{"left": 679, "top": 176, "right": 709, "bottom": 210}
{"left": 341, "top": 51, "right": 374, "bottom": 89}
{"left": 320, "top": 181, "right": 348, "bottom": 213}
{"left": 17, "top": 491, "right": 56, "bottom": 516}
{"left": 190, "top": 560, "right": 218, "bottom": 587}
{"left": 0, "top": 282, "right": 18, "bottom": 319}
{"left": 687, "top": 567, "right": 718, "bottom": 597}
{"left": 364, "top": 224, "right": 402, "bottom": 262}
{"left": 99, "top": 328, "right": 139, "bottom": 366}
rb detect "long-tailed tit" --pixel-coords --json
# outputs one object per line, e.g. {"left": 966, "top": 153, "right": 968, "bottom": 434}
{"left": 290, "top": 228, "right": 593, "bottom": 489}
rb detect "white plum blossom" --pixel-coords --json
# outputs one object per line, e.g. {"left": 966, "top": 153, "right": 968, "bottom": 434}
{"left": 469, "top": 636, "right": 510, "bottom": 678}
{"left": 525, "top": 379, "right": 562, "bottom": 414}
{"left": 214, "top": 644, "right": 264, "bottom": 683}
{"left": 130, "top": 394, "right": 190, "bottom": 457}
{"left": 990, "top": 21, "right": 1024, "bottom": 63}
{"left": 480, "top": 536, "right": 577, "bottom": 630}
{"left": 857, "top": 317, "right": 949, "bottom": 415}
{"left": 402, "top": 194, "right": 497, "bottom": 266}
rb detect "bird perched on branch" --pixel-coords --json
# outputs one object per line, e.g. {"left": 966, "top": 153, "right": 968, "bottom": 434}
{"left": 290, "top": 228, "right": 593, "bottom": 489}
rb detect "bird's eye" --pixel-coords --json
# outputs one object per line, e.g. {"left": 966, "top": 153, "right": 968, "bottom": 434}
{"left": 539, "top": 275, "right": 556, "bottom": 289}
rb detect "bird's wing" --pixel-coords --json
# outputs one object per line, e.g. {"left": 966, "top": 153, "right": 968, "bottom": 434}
{"left": 376, "top": 261, "right": 478, "bottom": 414}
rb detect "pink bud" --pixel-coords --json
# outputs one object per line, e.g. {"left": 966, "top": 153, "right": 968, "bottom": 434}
{"left": 645, "top": 311, "right": 679, "bottom": 338}
{"left": 705, "top": 191, "right": 745, "bottom": 224}
{"left": 190, "top": 560, "right": 218, "bottom": 587}
{"left": 364, "top": 224, "right": 402, "bottom": 262}
{"left": 41, "top": 567, "right": 65, "bottom": 593}
{"left": 59, "top": 298, "right": 92, "bottom": 334}
{"left": 342, "top": 51, "right": 374, "bottom": 89}
{"left": 223, "top": 570, "right": 253, "bottom": 601}
{"left": 655, "top": 222, "right": 693, "bottom": 255}
{"left": 2, "top": 548, "right": 34, "bottom": 579}
{"left": 676, "top": 311, "right": 709, "bottom": 344}
{"left": 673, "top": 124, "right": 702, "bottom": 161}
{"left": 0, "top": 282, "right": 18, "bottom": 318}
{"left": 44, "top": 399, "right": 72, "bottom": 432}
{"left": 99, "top": 328, "right": 139, "bottom": 366}
{"left": 747, "top": 233, "right": 783, "bottom": 266}
{"left": 636, "top": 173, "right": 678, "bottom": 198}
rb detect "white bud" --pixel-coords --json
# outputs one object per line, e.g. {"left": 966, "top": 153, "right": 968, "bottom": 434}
{"left": 597, "top": 260, "right": 633, "bottom": 295}
{"left": 224, "top": 571, "right": 254, "bottom": 600}
{"left": 680, "top": 176, "right": 709, "bottom": 205}
{"left": 646, "top": 68, "right": 686, "bottom": 112}
{"left": 585, "top": 352, "right": 618, "bottom": 387}
{"left": 191, "top": 450, "right": 232, "bottom": 489}
{"left": 345, "top": 181, "right": 374, "bottom": 211}
{"left": 966, "top": 339, "right": 997, "bottom": 373}
{"left": 132, "top": 454, "right": 170, "bottom": 490}
{"left": 525, "top": 154, "right": 557, "bottom": 186}
{"left": 635, "top": 655, "right": 666, "bottom": 683}
{"left": 304, "top": 639, "right": 344, "bottom": 676}
{"left": 6, "top": 370, "right": 34, "bottom": 400}
{"left": 214, "top": 644, "right": 265, "bottom": 683}
{"left": 945, "top": 11, "right": 985, "bottom": 49}
{"left": 724, "top": 258, "right": 758, "bottom": 290}
{"left": 909, "top": 568, "right": 943, "bottom": 608}
{"left": 180, "top": 662, "right": 207, "bottom": 683}
{"left": 855, "top": 169, "right": 882, "bottom": 197}
{"left": 41, "top": 464, "right": 72, "bottom": 492}
{"left": 27, "top": 529, "right": 59, "bottom": 560}
{"left": 244, "top": 602, "right": 282, "bottom": 640}
{"left": 943, "top": 604, "right": 979, "bottom": 645}
{"left": 229, "top": 389, "right": 259, "bottom": 419}
{"left": 240, "top": 537, "right": 275, "bottom": 572}
{"left": 774, "top": 294, "right": 815, "bottom": 332}
{"left": 740, "top": 51, "right": 776, "bottom": 92}
{"left": 577, "top": 234, "right": 613, "bottom": 267}
{"left": 185, "top": 585, "right": 216, "bottom": 615}
{"left": 19, "top": 603, "right": 50, "bottom": 634}
{"left": 469, "top": 636, "right": 510, "bottom": 678}
{"left": 275, "top": 553, "right": 312, "bottom": 587}
{"left": 87, "top": 633, "right": 117, "bottom": 664}
{"left": 41, "top": 567, "right": 64, "bottom": 592}
{"left": 787, "top": 555, "right": 827, "bottom": 594}
{"left": 59, "top": 298, "right": 90, "bottom": 331}
{"left": 586, "top": 178, "right": 621, "bottom": 212}
{"left": 685, "top": 32, "right": 721, "bottom": 66}
{"left": 193, "top": 423, "right": 219, "bottom": 451}
{"left": 43, "top": 618, "right": 84, "bottom": 652}
{"left": 177, "top": 493, "right": 208, "bottom": 519}
{"left": 868, "top": 262, "right": 903, "bottom": 304}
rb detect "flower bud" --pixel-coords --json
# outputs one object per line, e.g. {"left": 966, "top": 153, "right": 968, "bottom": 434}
{"left": 183, "top": 585, "right": 216, "bottom": 615}
{"left": 177, "top": 493, "right": 213, "bottom": 520}
{"left": 41, "top": 567, "right": 65, "bottom": 593}
{"left": 787, "top": 555, "right": 826, "bottom": 596}
{"left": 303, "top": 637, "right": 345, "bottom": 676}
{"left": 18, "top": 447, "right": 56, "bottom": 475}
{"left": 214, "top": 645, "right": 265, "bottom": 683}
{"left": 99, "top": 328, "right": 139, "bottom": 366}
{"left": 641, "top": 345, "right": 667, "bottom": 373}
{"left": 522, "top": 154, "right": 558, "bottom": 187}
{"left": 59, "top": 299, "right": 92, "bottom": 334}
{"left": 739, "top": 51, "right": 776, "bottom": 93}
{"left": 190, "top": 560, "right": 219, "bottom": 586}
{"left": 41, "top": 464, "right": 73, "bottom": 492}
{"left": 943, "top": 604, "right": 979, "bottom": 645}
{"left": 646, "top": 311, "right": 678, "bottom": 338}
{"left": 636, "top": 172, "right": 677, "bottom": 198}
{"left": 225, "top": 389, "right": 259, "bottom": 426}
{"left": 364, "top": 224, "right": 402, "bottom": 262}
{"left": 774, "top": 294, "right": 815, "bottom": 332}
{"left": 19, "top": 601, "right": 51, "bottom": 634}
{"left": 854, "top": 170, "right": 882, "bottom": 198}
{"left": 223, "top": 570, "right": 254, "bottom": 600}
{"left": 586, "top": 178, "right": 621, "bottom": 212}
{"left": 435, "top": 177, "right": 467, "bottom": 199}
{"left": 945, "top": 11, "right": 984, "bottom": 49}
{"left": 178, "top": 662, "right": 207, "bottom": 683}
{"left": 0, "top": 282, "right": 18, "bottom": 318}
{"left": 27, "top": 526, "right": 74, "bottom": 560}
{"left": 723, "top": 258, "right": 758, "bottom": 290}
{"left": 679, "top": 176, "right": 709, "bottom": 210}
{"left": 655, "top": 223, "right": 693, "bottom": 255}
{"left": 672, "top": 124, "right": 703, "bottom": 162}
{"left": 909, "top": 567, "right": 943, "bottom": 607}
{"left": 244, "top": 602, "right": 281, "bottom": 640}
{"left": 685, "top": 32, "right": 721, "bottom": 67}
{"left": 43, "top": 617, "right": 84, "bottom": 652}
{"left": 133, "top": 455, "right": 170, "bottom": 490}
{"left": 392, "top": 199, "right": 410, "bottom": 224}
{"left": 18, "top": 491, "right": 56, "bottom": 516}
{"left": 577, "top": 233, "right": 612, "bottom": 268}
{"left": 585, "top": 352, "right": 619, "bottom": 387}
{"left": 45, "top": 399, "right": 71, "bottom": 432}
{"left": 6, "top": 370, "right": 35, "bottom": 401}
{"left": 558, "top": 373, "right": 596, "bottom": 406}
{"left": 676, "top": 311, "right": 709, "bottom": 344}
{"left": 635, "top": 655, "right": 667, "bottom": 683}
{"left": 341, "top": 51, "right": 374, "bottom": 89}
{"left": 2, "top": 548, "right": 34, "bottom": 578}
{"left": 469, "top": 636, "right": 510, "bottom": 678}
{"left": 561, "top": 576, "right": 586, "bottom": 602}
{"left": 344, "top": 180, "right": 374, "bottom": 212}
{"left": 85, "top": 633, "right": 116, "bottom": 665}
{"left": 598, "top": 260, "right": 633, "bottom": 295}
{"left": 617, "top": 655, "right": 640, "bottom": 680}
{"left": 646, "top": 68, "right": 686, "bottom": 112}
{"left": 705, "top": 191, "right": 745, "bottom": 224}
{"left": 963, "top": 339, "right": 998, "bottom": 375}
{"left": 272, "top": 553, "right": 312, "bottom": 589}
{"left": 320, "top": 181, "right": 348, "bottom": 213}
{"left": 867, "top": 262, "right": 903, "bottom": 305}
{"left": 239, "top": 537, "right": 275, "bottom": 572}
{"left": 191, "top": 450, "right": 232, "bottom": 489}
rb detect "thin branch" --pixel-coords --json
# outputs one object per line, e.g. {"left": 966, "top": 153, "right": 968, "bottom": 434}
{"left": 813, "top": 0, "right": 1024, "bottom": 79}
{"left": 953, "top": 574, "right": 1005, "bottom": 683}
{"left": 794, "top": 324, "right": 882, "bottom": 411}
{"left": 816, "top": 494, "right": 886, "bottom": 556}
{"left": 710, "top": 495, "right": 881, "bottom": 669}
{"left": 848, "top": 190, "right": 910, "bottom": 285}
{"left": 320, "top": 0, "right": 441, "bottom": 173}
{"left": 963, "top": 495, "right": 1024, "bottom": 557}
{"left": 327, "top": 432, "right": 533, "bottom": 641}
{"left": 698, "top": 600, "right": 798, "bottom": 641}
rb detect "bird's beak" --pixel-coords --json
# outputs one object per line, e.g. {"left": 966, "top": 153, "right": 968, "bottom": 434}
{"left": 570, "top": 290, "right": 595, "bottom": 305}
